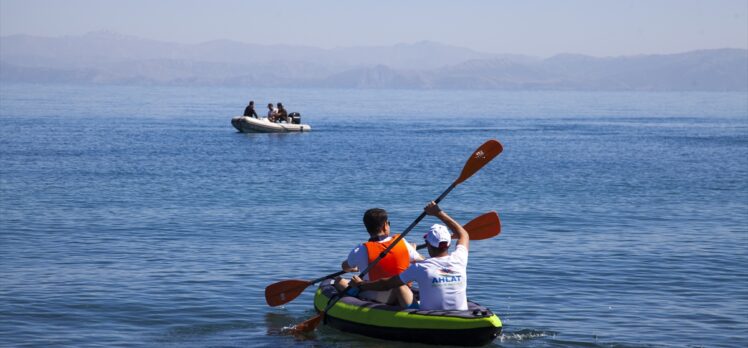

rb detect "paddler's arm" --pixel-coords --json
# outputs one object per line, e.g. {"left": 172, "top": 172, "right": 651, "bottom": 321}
{"left": 425, "top": 201, "right": 469, "bottom": 250}
{"left": 350, "top": 274, "right": 404, "bottom": 292}
{"left": 342, "top": 244, "right": 365, "bottom": 273}
{"left": 341, "top": 260, "right": 359, "bottom": 273}
{"left": 406, "top": 241, "right": 425, "bottom": 262}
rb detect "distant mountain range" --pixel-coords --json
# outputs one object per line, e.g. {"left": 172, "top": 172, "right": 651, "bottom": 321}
{"left": 1, "top": 31, "right": 746, "bottom": 91}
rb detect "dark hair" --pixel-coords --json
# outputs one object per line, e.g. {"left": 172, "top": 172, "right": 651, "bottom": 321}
{"left": 426, "top": 242, "right": 450, "bottom": 255}
{"left": 249, "top": 100, "right": 254, "bottom": 105}
{"left": 363, "top": 208, "right": 388, "bottom": 234}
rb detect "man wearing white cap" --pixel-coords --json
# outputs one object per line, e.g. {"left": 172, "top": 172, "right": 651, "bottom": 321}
{"left": 351, "top": 201, "right": 470, "bottom": 310}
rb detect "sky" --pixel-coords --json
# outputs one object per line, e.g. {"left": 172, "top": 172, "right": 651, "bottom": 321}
{"left": 1, "top": 0, "right": 746, "bottom": 57}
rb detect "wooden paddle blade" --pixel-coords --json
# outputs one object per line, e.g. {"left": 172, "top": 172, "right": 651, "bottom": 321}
{"left": 265, "top": 279, "right": 312, "bottom": 307}
{"left": 454, "top": 139, "right": 503, "bottom": 185}
{"left": 463, "top": 211, "right": 501, "bottom": 240}
{"left": 287, "top": 313, "right": 323, "bottom": 334}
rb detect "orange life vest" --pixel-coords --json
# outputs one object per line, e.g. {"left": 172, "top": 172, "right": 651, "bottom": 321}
{"left": 364, "top": 234, "right": 410, "bottom": 281}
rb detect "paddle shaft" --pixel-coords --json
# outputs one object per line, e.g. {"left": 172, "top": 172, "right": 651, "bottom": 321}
{"left": 310, "top": 270, "right": 347, "bottom": 285}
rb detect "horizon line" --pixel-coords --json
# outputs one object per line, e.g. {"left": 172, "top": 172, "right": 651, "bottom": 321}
{"left": 2, "top": 30, "right": 747, "bottom": 60}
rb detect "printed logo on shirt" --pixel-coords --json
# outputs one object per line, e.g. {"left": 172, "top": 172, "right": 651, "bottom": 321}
{"left": 431, "top": 268, "right": 463, "bottom": 287}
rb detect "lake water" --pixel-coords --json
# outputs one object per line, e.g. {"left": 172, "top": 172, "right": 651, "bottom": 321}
{"left": 1, "top": 84, "right": 747, "bottom": 347}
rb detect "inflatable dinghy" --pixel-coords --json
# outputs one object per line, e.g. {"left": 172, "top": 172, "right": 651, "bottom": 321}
{"left": 231, "top": 116, "right": 311, "bottom": 133}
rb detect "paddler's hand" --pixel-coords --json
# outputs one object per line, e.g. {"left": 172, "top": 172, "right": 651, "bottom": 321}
{"left": 424, "top": 201, "right": 443, "bottom": 216}
{"left": 350, "top": 275, "right": 363, "bottom": 288}
{"left": 345, "top": 275, "right": 364, "bottom": 296}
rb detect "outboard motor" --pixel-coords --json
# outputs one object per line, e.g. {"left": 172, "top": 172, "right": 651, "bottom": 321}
{"left": 289, "top": 112, "right": 301, "bottom": 124}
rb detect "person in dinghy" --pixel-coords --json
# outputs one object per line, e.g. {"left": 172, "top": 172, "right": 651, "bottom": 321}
{"left": 334, "top": 208, "right": 424, "bottom": 307}
{"left": 349, "top": 201, "right": 471, "bottom": 311}
{"left": 275, "top": 102, "right": 292, "bottom": 123}
{"left": 266, "top": 103, "right": 278, "bottom": 121}
{"left": 243, "top": 100, "right": 258, "bottom": 118}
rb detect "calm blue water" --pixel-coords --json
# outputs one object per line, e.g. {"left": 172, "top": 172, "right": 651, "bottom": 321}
{"left": 1, "top": 84, "right": 747, "bottom": 348}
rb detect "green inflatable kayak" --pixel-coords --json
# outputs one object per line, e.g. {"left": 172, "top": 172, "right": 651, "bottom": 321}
{"left": 314, "top": 281, "right": 502, "bottom": 346}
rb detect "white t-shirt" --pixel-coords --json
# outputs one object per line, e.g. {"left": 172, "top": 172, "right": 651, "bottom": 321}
{"left": 399, "top": 244, "right": 468, "bottom": 311}
{"left": 347, "top": 236, "right": 420, "bottom": 281}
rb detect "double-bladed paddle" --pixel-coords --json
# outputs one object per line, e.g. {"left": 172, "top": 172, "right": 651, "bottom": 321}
{"left": 264, "top": 211, "right": 500, "bottom": 307}
{"left": 288, "top": 139, "right": 503, "bottom": 334}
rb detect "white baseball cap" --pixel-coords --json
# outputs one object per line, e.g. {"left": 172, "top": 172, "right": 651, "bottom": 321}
{"left": 424, "top": 224, "right": 451, "bottom": 249}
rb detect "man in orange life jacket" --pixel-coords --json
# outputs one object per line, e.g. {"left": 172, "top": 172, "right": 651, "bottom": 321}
{"left": 334, "top": 208, "right": 424, "bottom": 307}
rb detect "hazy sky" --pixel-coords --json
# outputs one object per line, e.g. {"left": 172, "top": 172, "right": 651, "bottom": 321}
{"left": 1, "top": 0, "right": 746, "bottom": 57}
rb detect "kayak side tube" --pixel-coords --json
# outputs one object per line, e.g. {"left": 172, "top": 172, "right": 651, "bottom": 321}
{"left": 314, "top": 283, "right": 502, "bottom": 346}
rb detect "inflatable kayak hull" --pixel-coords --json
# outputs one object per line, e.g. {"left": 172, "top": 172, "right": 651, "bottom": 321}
{"left": 313, "top": 281, "right": 502, "bottom": 346}
{"left": 231, "top": 116, "right": 311, "bottom": 133}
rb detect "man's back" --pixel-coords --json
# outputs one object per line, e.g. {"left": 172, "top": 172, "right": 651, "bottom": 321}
{"left": 347, "top": 235, "right": 420, "bottom": 280}
{"left": 399, "top": 244, "right": 468, "bottom": 311}
{"left": 244, "top": 105, "right": 257, "bottom": 117}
